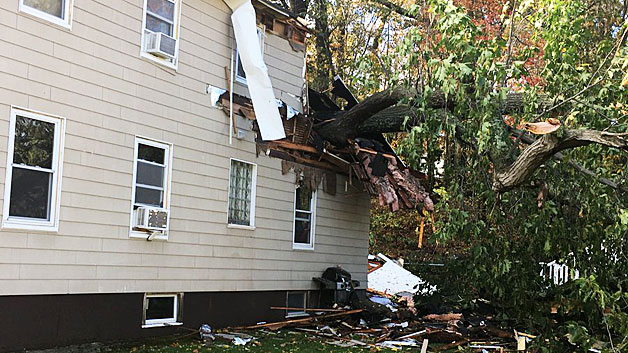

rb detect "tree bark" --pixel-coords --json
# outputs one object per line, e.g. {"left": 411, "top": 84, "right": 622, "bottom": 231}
{"left": 314, "top": 86, "right": 411, "bottom": 145}
{"left": 492, "top": 130, "right": 628, "bottom": 191}
{"left": 313, "top": 87, "right": 534, "bottom": 143}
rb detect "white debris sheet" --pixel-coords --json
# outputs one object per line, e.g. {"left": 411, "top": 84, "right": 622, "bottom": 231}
{"left": 223, "top": 0, "right": 286, "bottom": 141}
{"left": 368, "top": 253, "right": 436, "bottom": 295}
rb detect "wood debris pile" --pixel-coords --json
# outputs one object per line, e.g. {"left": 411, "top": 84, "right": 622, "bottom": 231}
{"left": 224, "top": 297, "right": 532, "bottom": 352}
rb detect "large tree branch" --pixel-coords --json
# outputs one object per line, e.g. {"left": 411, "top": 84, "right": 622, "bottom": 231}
{"left": 314, "top": 86, "right": 410, "bottom": 145}
{"left": 367, "top": 0, "right": 417, "bottom": 19}
{"left": 492, "top": 130, "right": 628, "bottom": 191}
{"left": 313, "top": 87, "right": 536, "bottom": 144}
{"left": 514, "top": 130, "right": 628, "bottom": 193}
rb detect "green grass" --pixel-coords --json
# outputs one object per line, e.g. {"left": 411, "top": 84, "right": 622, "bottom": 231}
{"left": 106, "top": 330, "right": 404, "bottom": 353}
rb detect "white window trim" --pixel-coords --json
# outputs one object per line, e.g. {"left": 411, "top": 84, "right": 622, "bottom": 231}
{"left": 285, "top": 291, "right": 308, "bottom": 318}
{"left": 292, "top": 186, "right": 316, "bottom": 250}
{"left": 226, "top": 158, "right": 257, "bottom": 230}
{"left": 235, "top": 26, "right": 266, "bottom": 85}
{"left": 139, "top": 0, "right": 183, "bottom": 70}
{"left": 142, "top": 293, "right": 183, "bottom": 328}
{"left": 19, "top": 0, "right": 74, "bottom": 29}
{"left": 129, "top": 136, "right": 174, "bottom": 241}
{"left": 2, "top": 107, "right": 65, "bottom": 232}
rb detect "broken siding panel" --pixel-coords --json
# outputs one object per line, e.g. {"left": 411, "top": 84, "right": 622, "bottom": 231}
{"left": 264, "top": 32, "right": 306, "bottom": 68}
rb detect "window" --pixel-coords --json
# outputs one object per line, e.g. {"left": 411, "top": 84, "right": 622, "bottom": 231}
{"left": 292, "top": 185, "right": 316, "bottom": 250}
{"left": 19, "top": 0, "right": 73, "bottom": 28}
{"left": 286, "top": 291, "right": 307, "bottom": 318}
{"left": 235, "top": 27, "right": 265, "bottom": 84}
{"left": 143, "top": 293, "right": 183, "bottom": 328}
{"left": 130, "top": 137, "right": 173, "bottom": 239}
{"left": 3, "top": 107, "right": 65, "bottom": 231}
{"left": 227, "top": 159, "right": 257, "bottom": 228}
{"left": 140, "top": 0, "right": 182, "bottom": 69}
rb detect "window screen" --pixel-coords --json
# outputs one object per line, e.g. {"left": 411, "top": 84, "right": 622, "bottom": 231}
{"left": 8, "top": 116, "right": 56, "bottom": 220}
{"left": 134, "top": 143, "right": 167, "bottom": 208}
{"left": 145, "top": 0, "right": 175, "bottom": 36}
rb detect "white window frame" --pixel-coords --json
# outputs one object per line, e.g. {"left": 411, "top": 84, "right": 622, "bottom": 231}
{"left": 129, "top": 136, "right": 173, "bottom": 241}
{"left": 2, "top": 107, "right": 65, "bottom": 232}
{"left": 235, "top": 26, "right": 266, "bottom": 85}
{"left": 19, "top": 0, "right": 74, "bottom": 29}
{"left": 142, "top": 293, "right": 183, "bottom": 328}
{"left": 139, "top": 0, "right": 183, "bottom": 70}
{"left": 227, "top": 158, "right": 257, "bottom": 230}
{"left": 285, "top": 291, "right": 308, "bottom": 318}
{"left": 292, "top": 185, "right": 316, "bottom": 250}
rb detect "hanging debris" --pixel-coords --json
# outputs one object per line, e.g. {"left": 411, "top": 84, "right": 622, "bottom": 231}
{"left": 217, "top": 69, "right": 434, "bottom": 210}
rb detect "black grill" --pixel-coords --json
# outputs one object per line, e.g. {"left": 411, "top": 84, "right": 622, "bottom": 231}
{"left": 312, "top": 267, "right": 360, "bottom": 307}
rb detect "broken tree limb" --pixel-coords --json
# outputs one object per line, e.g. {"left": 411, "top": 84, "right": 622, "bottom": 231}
{"left": 493, "top": 129, "right": 628, "bottom": 191}
{"left": 501, "top": 127, "right": 628, "bottom": 193}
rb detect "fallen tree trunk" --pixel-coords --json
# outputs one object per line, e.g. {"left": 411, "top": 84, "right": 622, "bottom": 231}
{"left": 314, "top": 87, "right": 535, "bottom": 144}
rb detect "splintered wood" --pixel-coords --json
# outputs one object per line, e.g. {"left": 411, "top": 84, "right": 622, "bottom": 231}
{"left": 351, "top": 142, "right": 433, "bottom": 212}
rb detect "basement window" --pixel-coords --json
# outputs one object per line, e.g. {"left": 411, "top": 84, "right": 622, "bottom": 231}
{"left": 286, "top": 291, "right": 307, "bottom": 318}
{"left": 143, "top": 293, "right": 183, "bottom": 328}
{"left": 19, "top": 0, "right": 74, "bottom": 29}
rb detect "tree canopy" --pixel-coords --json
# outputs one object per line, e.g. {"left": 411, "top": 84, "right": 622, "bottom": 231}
{"left": 304, "top": 0, "right": 628, "bottom": 351}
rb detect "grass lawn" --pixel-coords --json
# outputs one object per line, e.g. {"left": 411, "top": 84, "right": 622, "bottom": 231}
{"left": 106, "top": 330, "right": 406, "bottom": 353}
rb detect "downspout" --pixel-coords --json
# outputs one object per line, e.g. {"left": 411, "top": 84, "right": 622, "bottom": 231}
{"left": 229, "top": 50, "right": 235, "bottom": 145}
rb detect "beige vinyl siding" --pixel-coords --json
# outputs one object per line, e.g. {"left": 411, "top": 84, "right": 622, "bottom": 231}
{"left": 0, "top": 0, "right": 369, "bottom": 296}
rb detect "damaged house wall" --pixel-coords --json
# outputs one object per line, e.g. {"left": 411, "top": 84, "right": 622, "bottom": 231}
{"left": 0, "top": 0, "right": 370, "bottom": 350}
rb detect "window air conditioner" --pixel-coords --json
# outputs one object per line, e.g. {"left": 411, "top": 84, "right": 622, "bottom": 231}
{"left": 146, "top": 32, "right": 177, "bottom": 60}
{"left": 134, "top": 206, "right": 169, "bottom": 231}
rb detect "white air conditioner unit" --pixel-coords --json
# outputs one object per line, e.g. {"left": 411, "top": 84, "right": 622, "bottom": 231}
{"left": 134, "top": 206, "right": 169, "bottom": 231}
{"left": 145, "top": 32, "right": 177, "bottom": 60}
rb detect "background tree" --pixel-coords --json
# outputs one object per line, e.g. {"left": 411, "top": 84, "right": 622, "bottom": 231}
{"left": 307, "top": 0, "right": 628, "bottom": 350}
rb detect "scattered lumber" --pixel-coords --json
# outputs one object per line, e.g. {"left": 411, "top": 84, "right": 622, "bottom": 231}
{"left": 423, "top": 313, "right": 464, "bottom": 321}
{"left": 269, "top": 306, "right": 346, "bottom": 312}
{"left": 231, "top": 309, "right": 364, "bottom": 331}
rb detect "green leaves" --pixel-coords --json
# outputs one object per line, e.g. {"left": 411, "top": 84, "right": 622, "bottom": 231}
{"left": 619, "top": 209, "right": 628, "bottom": 225}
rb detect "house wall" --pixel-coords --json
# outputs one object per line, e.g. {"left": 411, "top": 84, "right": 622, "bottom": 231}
{"left": 0, "top": 0, "right": 370, "bottom": 298}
